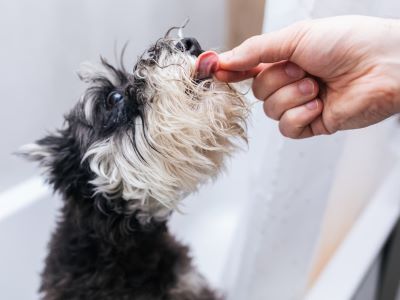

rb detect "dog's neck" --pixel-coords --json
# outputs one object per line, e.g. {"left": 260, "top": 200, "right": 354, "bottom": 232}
{"left": 38, "top": 131, "right": 171, "bottom": 228}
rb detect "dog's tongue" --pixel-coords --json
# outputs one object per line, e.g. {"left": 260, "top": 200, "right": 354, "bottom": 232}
{"left": 194, "top": 51, "right": 219, "bottom": 80}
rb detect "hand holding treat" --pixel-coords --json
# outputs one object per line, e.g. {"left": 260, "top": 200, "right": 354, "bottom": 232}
{"left": 196, "top": 16, "right": 400, "bottom": 139}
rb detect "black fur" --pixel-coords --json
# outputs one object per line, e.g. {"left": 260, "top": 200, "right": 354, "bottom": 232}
{"left": 22, "top": 37, "right": 221, "bottom": 300}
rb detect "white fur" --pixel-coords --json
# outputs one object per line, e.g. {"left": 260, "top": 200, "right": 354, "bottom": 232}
{"left": 83, "top": 41, "right": 248, "bottom": 213}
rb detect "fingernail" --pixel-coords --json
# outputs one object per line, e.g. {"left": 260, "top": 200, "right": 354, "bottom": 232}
{"left": 305, "top": 99, "right": 318, "bottom": 110}
{"left": 298, "top": 79, "right": 314, "bottom": 95}
{"left": 285, "top": 62, "right": 303, "bottom": 78}
{"left": 195, "top": 51, "right": 219, "bottom": 80}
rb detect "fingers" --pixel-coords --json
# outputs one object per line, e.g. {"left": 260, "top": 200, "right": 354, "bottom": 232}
{"left": 214, "top": 64, "right": 266, "bottom": 82}
{"left": 278, "top": 99, "right": 328, "bottom": 139}
{"left": 263, "top": 77, "right": 319, "bottom": 120}
{"left": 253, "top": 61, "right": 306, "bottom": 100}
{"left": 259, "top": 72, "right": 326, "bottom": 139}
{"left": 218, "top": 21, "right": 309, "bottom": 71}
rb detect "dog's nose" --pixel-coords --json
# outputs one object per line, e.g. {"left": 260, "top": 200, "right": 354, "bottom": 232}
{"left": 177, "top": 37, "right": 203, "bottom": 57}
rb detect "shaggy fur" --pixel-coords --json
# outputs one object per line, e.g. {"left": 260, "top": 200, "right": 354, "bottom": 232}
{"left": 19, "top": 32, "right": 248, "bottom": 300}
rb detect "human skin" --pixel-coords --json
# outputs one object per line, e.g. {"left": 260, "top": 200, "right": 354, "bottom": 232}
{"left": 210, "top": 16, "right": 400, "bottom": 139}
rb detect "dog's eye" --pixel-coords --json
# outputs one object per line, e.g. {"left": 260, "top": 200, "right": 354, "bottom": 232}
{"left": 106, "top": 91, "right": 124, "bottom": 110}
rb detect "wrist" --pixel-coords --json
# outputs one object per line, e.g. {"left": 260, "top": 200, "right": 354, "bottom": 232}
{"left": 380, "top": 19, "right": 400, "bottom": 114}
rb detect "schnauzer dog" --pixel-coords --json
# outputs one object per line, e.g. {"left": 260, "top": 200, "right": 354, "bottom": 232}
{"left": 20, "top": 27, "right": 248, "bottom": 300}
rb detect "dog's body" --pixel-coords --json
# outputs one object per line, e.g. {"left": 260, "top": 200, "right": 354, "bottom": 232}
{"left": 41, "top": 186, "right": 216, "bottom": 299}
{"left": 20, "top": 32, "right": 247, "bottom": 300}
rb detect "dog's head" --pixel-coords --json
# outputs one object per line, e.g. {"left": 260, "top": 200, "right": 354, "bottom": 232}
{"left": 20, "top": 34, "right": 248, "bottom": 220}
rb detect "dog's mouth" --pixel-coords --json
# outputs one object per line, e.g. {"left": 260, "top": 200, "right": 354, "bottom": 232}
{"left": 134, "top": 36, "right": 203, "bottom": 72}
{"left": 174, "top": 38, "right": 220, "bottom": 83}
{"left": 137, "top": 20, "right": 214, "bottom": 84}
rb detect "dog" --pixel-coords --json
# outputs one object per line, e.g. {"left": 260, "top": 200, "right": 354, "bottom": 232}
{"left": 19, "top": 26, "right": 248, "bottom": 300}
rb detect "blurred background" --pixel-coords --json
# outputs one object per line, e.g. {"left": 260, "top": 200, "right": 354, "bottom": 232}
{"left": 1, "top": 1, "right": 400, "bottom": 300}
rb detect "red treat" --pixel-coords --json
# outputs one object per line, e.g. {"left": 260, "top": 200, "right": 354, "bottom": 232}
{"left": 194, "top": 51, "right": 220, "bottom": 80}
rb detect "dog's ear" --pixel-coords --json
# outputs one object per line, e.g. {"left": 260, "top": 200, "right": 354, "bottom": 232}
{"left": 17, "top": 129, "right": 79, "bottom": 173}
{"left": 18, "top": 131, "right": 87, "bottom": 194}
{"left": 17, "top": 134, "right": 65, "bottom": 172}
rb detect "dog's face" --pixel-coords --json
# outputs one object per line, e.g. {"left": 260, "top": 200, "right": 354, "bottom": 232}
{"left": 21, "top": 36, "right": 248, "bottom": 219}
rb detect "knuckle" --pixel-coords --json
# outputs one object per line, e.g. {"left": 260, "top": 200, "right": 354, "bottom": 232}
{"left": 245, "top": 35, "right": 263, "bottom": 49}
{"left": 263, "top": 100, "right": 280, "bottom": 120}
{"left": 252, "top": 69, "right": 275, "bottom": 100}
{"left": 283, "top": 108, "right": 298, "bottom": 125}
{"left": 279, "top": 110, "right": 299, "bottom": 138}
{"left": 310, "top": 118, "right": 331, "bottom": 136}
{"left": 311, "top": 125, "right": 324, "bottom": 136}
{"left": 252, "top": 79, "right": 265, "bottom": 100}
{"left": 242, "top": 35, "right": 263, "bottom": 56}
{"left": 278, "top": 122, "right": 296, "bottom": 138}
{"left": 230, "top": 46, "right": 239, "bottom": 57}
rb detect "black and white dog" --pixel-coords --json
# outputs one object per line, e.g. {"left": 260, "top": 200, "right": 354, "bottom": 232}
{"left": 20, "top": 29, "right": 248, "bottom": 300}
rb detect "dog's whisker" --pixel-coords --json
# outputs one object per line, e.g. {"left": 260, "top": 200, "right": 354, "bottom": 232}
{"left": 164, "top": 18, "right": 190, "bottom": 39}
{"left": 178, "top": 18, "right": 190, "bottom": 39}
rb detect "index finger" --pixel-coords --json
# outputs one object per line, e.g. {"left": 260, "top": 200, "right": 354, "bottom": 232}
{"left": 219, "top": 21, "right": 308, "bottom": 71}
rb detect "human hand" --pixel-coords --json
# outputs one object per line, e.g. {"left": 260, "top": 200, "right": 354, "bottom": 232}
{"left": 201, "top": 16, "right": 400, "bottom": 138}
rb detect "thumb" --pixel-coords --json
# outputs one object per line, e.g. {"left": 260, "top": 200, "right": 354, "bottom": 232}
{"left": 219, "top": 21, "right": 309, "bottom": 71}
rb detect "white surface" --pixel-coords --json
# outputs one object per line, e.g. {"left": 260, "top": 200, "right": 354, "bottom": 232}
{"left": 0, "top": 177, "right": 49, "bottom": 221}
{"left": 0, "top": 194, "right": 59, "bottom": 300}
{"left": 305, "top": 163, "right": 400, "bottom": 300}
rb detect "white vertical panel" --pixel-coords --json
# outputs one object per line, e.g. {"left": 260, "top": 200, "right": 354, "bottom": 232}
{"left": 227, "top": 0, "right": 400, "bottom": 298}
{"left": 225, "top": 2, "right": 345, "bottom": 298}
{"left": 230, "top": 131, "right": 344, "bottom": 299}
